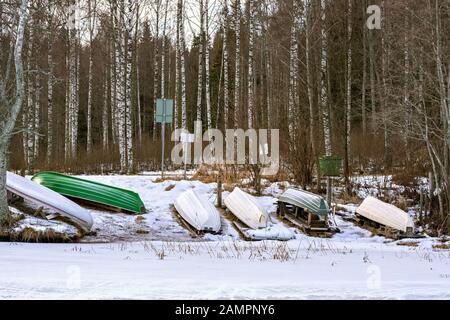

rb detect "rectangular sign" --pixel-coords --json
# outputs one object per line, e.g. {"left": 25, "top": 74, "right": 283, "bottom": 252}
{"left": 180, "top": 133, "right": 195, "bottom": 143}
{"left": 155, "top": 99, "right": 174, "bottom": 124}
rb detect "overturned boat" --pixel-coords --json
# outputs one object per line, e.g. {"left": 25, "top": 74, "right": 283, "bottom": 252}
{"left": 174, "top": 189, "right": 221, "bottom": 234}
{"left": 32, "top": 172, "right": 146, "bottom": 214}
{"left": 355, "top": 196, "right": 416, "bottom": 238}
{"left": 224, "top": 188, "right": 293, "bottom": 241}
{"left": 6, "top": 172, "right": 93, "bottom": 232}
{"left": 277, "top": 188, "right": 336, "bottom": 236}
{"left": 224, "top": 187, "right": 268, "bottom": 230}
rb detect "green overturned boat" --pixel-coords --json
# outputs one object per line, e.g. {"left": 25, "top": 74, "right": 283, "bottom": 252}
{"left": 32, "top": 172, "right": 146, "bottom": 214}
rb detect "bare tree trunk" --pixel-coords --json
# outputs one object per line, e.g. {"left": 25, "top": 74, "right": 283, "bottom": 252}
{"left": 115, "top": 0, "right": 127, "bottom": 171}
{"left": 161, "top": 1, "right": 168, "bottom": 99}
{"left": 173, "top": 6, "right": 180, "bottom": 130}
{"left": 102, "top": 80, "right": 109, "bottom": 151}
{"left": 247, "top": 0, "right": 255, "bottom": 129}
{"left": 68, "top": 0, "right": 78, "bottom": 159}
{"left": 344, "top": 0, "right": 352, "bottom": 193}
{"left": 223, "top": 0, "right": 230, "bottom": 129}
{"left": 320, "top": 0, "right": 332, "bottom": 205}
{"left": 204, "top": 0, "right": 212, "bottom": 129}
{"left": 196, "top": 0, "right": 204, "bottom": 123}
{"left": 0, "top": 0, "right": 28, "bottom": 225}
{"left": 125, "top": 0, "right": 134, "bottom": 172}
{"left": 304, "top": 0, "right": 318, "bottom": 188}
{"left": 233, "top": 0, "right": 241, "bottom": 129}
{"left": 152, "top": 0, "right": 160, "bottom": 140}
{"left": 135, "top": 3, "right": 142, "bottom": 145}
{"left": 178, "top": 0, "right": 187, "bottom": 130}
{"left": 25, "top": 24, "right": 34, "bottom": 171}
{"left": 369, "top": 26, "right": 376, "bottom": 133}
{"left": 361, "top": 0, "right": 367, "bottom": 138}
{"left": 86, "top": 0, "right": 97, "bottom": 154}
{"left": 34, "top": 69, "right": 41, "bottom": 159}
{"left": 288, "top": 0, "right": 299, "bottom": 147}
{"left": 380, "top": 0, "right": 391, "bottom": 169}
{"left": 403, "top": 7, "right": 411, "bottom": 165}
{"left": 47, "top": 27, "right": 54, "bottom": 166}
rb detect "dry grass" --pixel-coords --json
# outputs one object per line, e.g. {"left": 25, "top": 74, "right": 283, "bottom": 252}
{"left": 433, "top": 244, "right": 450, "bottom": 250}
{"left": 135, "top": 216, "right": 146, "bottom": 224}
{"left": 0, "top": 227, "right": 77, "bottom": 243}
{"left": 339, "top": 192, "right": 361, "bottom": 204}
{"left": 139, "top": 239, "right": 353, "bottom": 262}
{"left": 153, "top": 176, "right": 186, "bottom": 183}
{"left": 165, "top": 184, "right": 176, "bottom": 192}
{"left": 397, "top": 241, "right": 419, "bottom": 247}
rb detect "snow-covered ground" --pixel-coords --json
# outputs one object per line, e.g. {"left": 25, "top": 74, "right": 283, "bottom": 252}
{"left": 0, "top": 240, "right": 449, "bottom": 299}
{"left": 2, "top": 173, "right": 449, "bottom": 299}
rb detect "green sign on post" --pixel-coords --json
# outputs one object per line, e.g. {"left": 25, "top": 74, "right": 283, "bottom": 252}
{"left": 155, "top": 99, "right": 173, "bottom": 124}
{"left": 319, "top": 156, "right": 343, "bottom": 177}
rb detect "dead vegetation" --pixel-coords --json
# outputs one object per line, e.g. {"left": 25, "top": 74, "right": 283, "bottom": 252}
{"left": 139, "top": 239, "right": 353, "bottom": 262}
{"left": 0, "top": 227, "right": 78, "bottom": 243}
{"left": 432, "top": 244, "right": 450, "bottom": 250}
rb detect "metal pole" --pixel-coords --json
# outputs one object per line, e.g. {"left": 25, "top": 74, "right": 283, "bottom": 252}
{"left": 183, "top": 141, "right": 188, "bottom": 180}
{"left": 161, "top": 99, "right": 166, "bottom": 180}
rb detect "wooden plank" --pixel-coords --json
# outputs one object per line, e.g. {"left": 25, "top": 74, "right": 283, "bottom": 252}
{"left": 232, "top": 221, "right": 253, "bottom": 241}
{"left": 172, "top": 207, "right": 202, "bottom": 239}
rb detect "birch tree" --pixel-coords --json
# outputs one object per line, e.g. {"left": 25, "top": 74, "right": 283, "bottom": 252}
{"left": 344, "top": 0, "right": 352, "bottom": 191}
{"left": 125, "top": 0, "right": 134, "bottom": 172}
{"left": 204, "top": 0, "right": 212, "bottom": 130}
{"left": 247, "top": 0, "right": 256, "bottom": 129}
{"left": 46, "top": 2, "right": 57, "bottom": 165}
{"left": 86, "top": 0, "right": 97, "bottom": 154}
{"left": 67, "top": 0, "right": 79, "bottom": 159}
{"left": 320, "top": 0, "right": 332, "bottom": 205}
{"left": 222, "top": 0, "right": 230, "bottom": 129}
{"left": 152, "top": 0, "right": 161, "bottom": 140}
{"left": 233, "top": 0, "right": 240, "bottom": 129}
{"left": 178, "top": 0, "right": 187, "bottom": 130}
{"left": 196, "top": 0, "right": 204, "bottom": 123}
{"left": 288, "top": 0, "right": 300, "bottom": 147}
{"left": 0, "top": 0, "right": 29, "bottom": 225}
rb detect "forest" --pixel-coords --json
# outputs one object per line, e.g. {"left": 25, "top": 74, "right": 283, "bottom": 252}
{"left": 1, "top": 0, "right": 449, "bottom": 230}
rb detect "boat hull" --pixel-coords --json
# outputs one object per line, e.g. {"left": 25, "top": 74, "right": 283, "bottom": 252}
{"left": 174, "top": 189, "right": 221, "bottom": 233}
{"left": 6, "top": 172, "right": 93, "bottom": 232}
{"left": 356, "top": 196, "right": 414, "bottom": 233}
{"left": 224, "top": 187, "right": 268, "bottom": 230}
{"left": 32, "top": 172, "right": 146, "bottom": 214}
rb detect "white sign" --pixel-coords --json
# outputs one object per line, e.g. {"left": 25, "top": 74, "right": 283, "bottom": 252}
{"left": 180, "top": 133, "right": 195, "bottom": 143}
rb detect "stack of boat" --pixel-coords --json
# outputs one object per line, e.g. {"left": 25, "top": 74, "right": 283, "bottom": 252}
{"left": 6, "top": 172, "right": 94, "bottom": 232}
{"left": 6, "top": 171, "right": 147, "bottom": 233}
{"left": 6, "top": 170, "right": 422, "bottom": 241}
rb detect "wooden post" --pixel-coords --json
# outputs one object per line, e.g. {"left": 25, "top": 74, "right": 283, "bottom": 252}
{"left": 217, "top": 173, "right": 222, "bottom": 208}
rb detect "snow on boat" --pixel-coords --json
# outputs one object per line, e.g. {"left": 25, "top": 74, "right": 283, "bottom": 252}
{"left": 6, "top": 172, "right": 93, "bottom": 232}
{"left": 174, "top": 189, "right": 221, "bottom": 233}
{"left": 356, "top": 196, "right": 414, "bottom": 233}
{"left": 224, "top": 187, "right": 268, "bottom": 230}
{"left": 277, "top": 188, "right": 335, "bottom": 236}
{"left": 32, "top": 172, "right": 146, "bottom": 214}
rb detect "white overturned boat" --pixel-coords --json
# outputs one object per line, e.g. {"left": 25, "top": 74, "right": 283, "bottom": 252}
{"left": 356, "top": 196, "right": 414, "bottom": 233}
{"left": 224, "top": 187, "right": 268, "bottom": 230}
{"left": 174, "top": 189, "right": 221, "bottom": 233}
{"left": 6, "top": 172, "right": 93, "bottom": 232}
